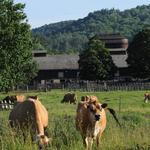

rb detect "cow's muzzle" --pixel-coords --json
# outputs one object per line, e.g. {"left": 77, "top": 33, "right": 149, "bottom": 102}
{"left": 95, "top": 114, "right": 100, "bottom": 121}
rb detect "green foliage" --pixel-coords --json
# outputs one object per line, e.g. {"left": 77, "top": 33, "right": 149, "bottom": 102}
{"left": 32, "top": 36, "right": 45, "bottom": 50}
{"left": 0, "top": 0, "right": 38, "bottom": 92}
{"left": 126, "top": 28, "right": 150, "bottom": 78}
{"left": 78, "top": 37, "right": 116, "bottom": 80}
{"left": 32, "top": 5, "right": 150, "bottom": 53}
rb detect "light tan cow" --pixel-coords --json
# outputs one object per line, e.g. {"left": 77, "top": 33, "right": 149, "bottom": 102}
{"left": 75, "top": 95, "right": 120, "bottom": 150}
{"left": 9, "top": 96, "right": 50, "bottom": 149}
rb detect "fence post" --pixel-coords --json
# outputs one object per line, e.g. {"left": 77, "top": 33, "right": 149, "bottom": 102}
{"left": 119, "top": 96, "right": 122, "bottom": 113}
{"left": 26, "top": 85, "right": 28, "bottom": 92}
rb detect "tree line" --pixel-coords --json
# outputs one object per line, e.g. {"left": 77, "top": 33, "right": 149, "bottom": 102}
{"left": 32, "top": 5, "right": 150, "bottom": 53}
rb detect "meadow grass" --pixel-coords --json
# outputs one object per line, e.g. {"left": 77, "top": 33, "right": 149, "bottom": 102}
{"left": 0, "top": 90, "right": 150, "bottom": 150}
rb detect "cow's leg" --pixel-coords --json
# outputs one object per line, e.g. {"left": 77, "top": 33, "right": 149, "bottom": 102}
{"left": 144, "top": 97, "right": 148, "bottom": 103}
{"left": 82, "top": 135, "right": 86, "bottom": 147}
{"left": 96, "top": 132, "right": 102, "bottom": 148}
{"left": 89, "top": 138, "right": 93, "bottom": 150}
{"left": 30, "top": 123, "right": 37, "bottom": 142}
{"left": 85, "top": 137, "right": 93, "bottom": 150}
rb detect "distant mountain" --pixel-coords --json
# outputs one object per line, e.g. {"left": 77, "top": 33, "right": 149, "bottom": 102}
{"left": 32, "top": 5, "right": 150, "bottom": 53}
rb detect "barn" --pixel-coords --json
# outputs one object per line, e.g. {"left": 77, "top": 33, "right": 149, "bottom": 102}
{"left": 32, "top": 34, "right": 129, "bottom": 84}
{"left": 33, "top": 54, "right": 79, "bottom": 83}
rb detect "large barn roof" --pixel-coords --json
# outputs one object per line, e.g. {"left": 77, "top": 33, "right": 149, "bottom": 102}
{"left": 33, "top": 54, "right": 128, "bottom": 70}
{"left": 33, "top": 54, "right": 79, "bottom": 70}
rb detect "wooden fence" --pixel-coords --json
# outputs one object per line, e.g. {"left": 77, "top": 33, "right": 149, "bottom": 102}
{"left": 16, "top": 81, "right": 150, "bottom": 92}
{"left": 65, "top": 81, "right": 150, "bottom": 92}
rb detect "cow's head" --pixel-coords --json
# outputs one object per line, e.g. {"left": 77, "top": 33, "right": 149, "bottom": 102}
{"left": 87, "top": 102, "right": 107, "bottom": 122}
{"left": 16, "top": 95, "right": 25, "bottom": 102}
{"left": 36, "top": 134, "right": 51, "bottom": 149}
{"left": 81, "top": 95, "right": 90, "bottom": 102}
{"left": 81, "top": 95, "right": 99, "bottom": 103}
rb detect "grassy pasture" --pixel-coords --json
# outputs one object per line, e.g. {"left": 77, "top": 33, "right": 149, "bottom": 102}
{"left": 0, "top": 90, "right": 150, "bottom": 150}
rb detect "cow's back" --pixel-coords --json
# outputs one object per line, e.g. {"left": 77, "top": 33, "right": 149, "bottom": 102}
{"left": 9, "top": 100, "right": 36, "bottom": 128}
{"left": 33, "top": 100, "right": 48, "bottom": 128}
{"left": 63, "top": 93, "right": 71, "bottom": 102}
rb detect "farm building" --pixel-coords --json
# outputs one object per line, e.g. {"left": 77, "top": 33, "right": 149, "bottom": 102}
{"left": 97, "top": 33, "right": 129, "bottom": 78}
{"left": 32, "top": 34, "right": 129, "bottom": 84}
{"left": 33, "top": 54, "right": 79, "bottom": 83}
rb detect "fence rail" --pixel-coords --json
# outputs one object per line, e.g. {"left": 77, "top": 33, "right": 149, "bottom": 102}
{"left": 16, "top": 81, "right": 150, "bottom": 92}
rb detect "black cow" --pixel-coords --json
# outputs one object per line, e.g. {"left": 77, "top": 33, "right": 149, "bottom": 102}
{"left": 61, "top": 93, "right": 77, "bottom": 104}
{"left": 0, "top": 95, "right": 25, "bottom": 110}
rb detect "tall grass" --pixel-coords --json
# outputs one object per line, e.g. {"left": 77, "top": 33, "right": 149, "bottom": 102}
{"left": 0, "top": 90, "right": 149, "bottom": 150}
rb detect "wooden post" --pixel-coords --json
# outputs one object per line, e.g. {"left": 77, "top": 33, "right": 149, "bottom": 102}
{"left": 119, "top": 96, "right": 121, "bottom": 113}
{"left": 26, "top": 85, "right": 29, "bottom": 92}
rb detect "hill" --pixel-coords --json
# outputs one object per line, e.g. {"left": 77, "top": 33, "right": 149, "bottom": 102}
{"left": 32, "top": 5, "right": 150, "bottom": 53}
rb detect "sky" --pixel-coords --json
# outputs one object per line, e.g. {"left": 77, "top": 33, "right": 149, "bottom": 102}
{"left": 14, "top": 0, "right": 150, "bottom": 29}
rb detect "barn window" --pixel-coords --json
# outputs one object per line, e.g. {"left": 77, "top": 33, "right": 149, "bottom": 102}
{"left": 58, "top": 72, "right": 64, "bottom": 78}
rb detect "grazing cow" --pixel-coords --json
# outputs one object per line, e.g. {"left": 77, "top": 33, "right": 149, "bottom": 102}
{"left": 144, "top": 92, "right": 150, "bottom": 103}
{"left": 61, "top": 92, "right": 77, "bottom": 104}
{"left": 9, "top": 96, "right": 50, "bottom": 149}
{"left": 75, "top": 95, "right": 120, "bottom": 150}
{"left": 0, "top": 95, "right": 25, "bottom": 110}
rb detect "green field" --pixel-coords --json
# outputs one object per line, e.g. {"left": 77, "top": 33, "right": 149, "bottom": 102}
{"left": 0, "top": 90, "right": 150, "bottom": 150}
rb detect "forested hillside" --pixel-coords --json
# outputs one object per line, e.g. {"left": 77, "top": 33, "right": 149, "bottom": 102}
{"left": 32, "top": 5, "right": 150, "bottom": 53}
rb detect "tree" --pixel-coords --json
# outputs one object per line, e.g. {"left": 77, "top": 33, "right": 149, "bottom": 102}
{"left": 78, "top": 37, "right": 116, "bottom": 80}
{"left": 32, "top": 36, "right": 45, "bottom": 50}
{"left": 0, "top": 0, "right": 37, "bottom": 92}
{"left": 126, "top": 28, "right": 150, "bottom": 78}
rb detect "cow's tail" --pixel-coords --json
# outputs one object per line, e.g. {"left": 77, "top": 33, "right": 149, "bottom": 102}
{"left": 107, "top": 108, "right": 121, "bottom": 127}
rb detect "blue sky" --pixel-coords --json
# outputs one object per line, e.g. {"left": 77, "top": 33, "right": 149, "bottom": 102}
{"left": 14, "top": 0, "right": 150, "bottom": 28}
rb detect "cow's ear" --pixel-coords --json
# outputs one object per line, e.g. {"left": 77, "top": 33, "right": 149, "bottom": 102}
{"left": 33, "top": 95, "right": 38, "bottom": 100}
{"left": 101, "top": 103, "right": 107, "bottom": 108}
{"left": 81, "top": 96, "right": 85, "bottom": 101}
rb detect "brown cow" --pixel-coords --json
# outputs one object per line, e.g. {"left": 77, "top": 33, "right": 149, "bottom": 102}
{"left": 144, "top": 92, "right": 150, "bottom": 103}
{"left": 61, "top": 92, "right": 77, "bottom": 104}
{"left": 9, "top": 96, "right": 50, "bottom": 149}
{"left": 75, "top": 95, "right": 120, "bottom": 150}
